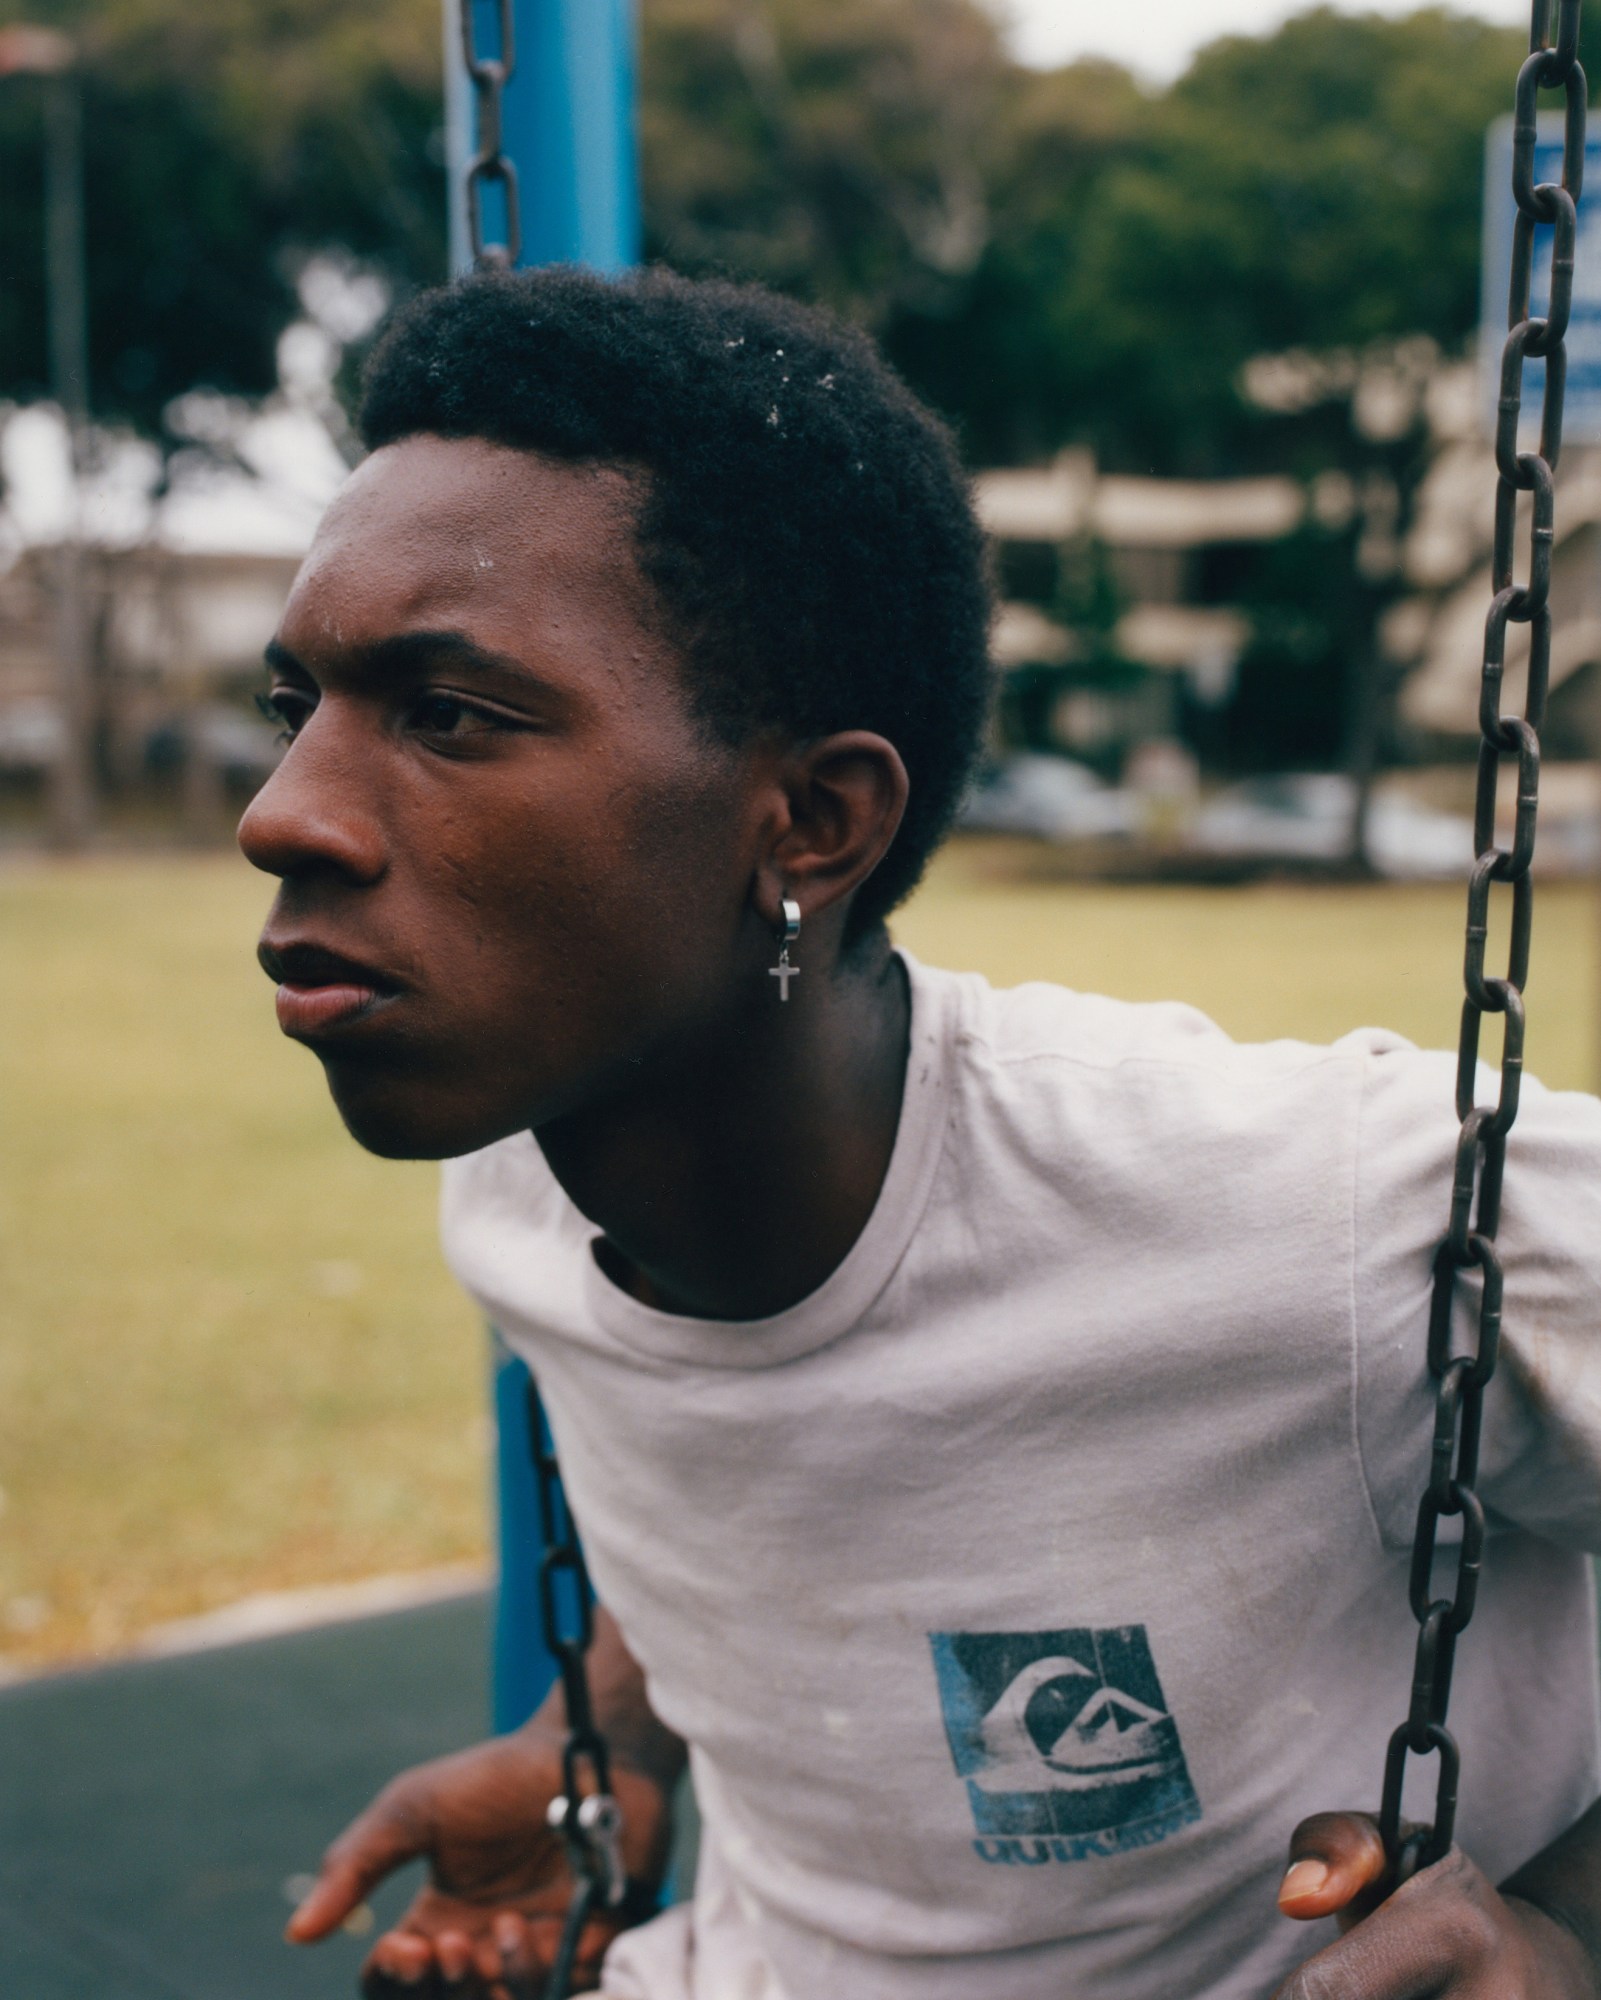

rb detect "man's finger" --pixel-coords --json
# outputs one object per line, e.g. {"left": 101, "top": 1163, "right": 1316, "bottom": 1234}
{"left": 286, "top": 1798, "right": 428, "bottom": 1943}
{"left": 493, "top": 1912, "right": 540, "bottom": 1999}
{"left": 434, "top": 1927, "right": 474, "bottom": 1983}
{"left": 361, "top": 1926, "right": 436, "bottom": 1995}
{"left": 473, "top": 1928, "right": 505, "bottom": 1986}
{"left": 1278, "top": 1811, "right": 1390, "bottom": 1924}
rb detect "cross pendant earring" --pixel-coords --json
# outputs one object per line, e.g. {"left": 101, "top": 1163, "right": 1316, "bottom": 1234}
{"left": 769, "top": 897, "right": 801, "bottom": 1002}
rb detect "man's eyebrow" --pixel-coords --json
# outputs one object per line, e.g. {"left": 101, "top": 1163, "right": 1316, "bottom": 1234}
{"left": 262, "top": 630, "right": 544, "bottom": 686}
{"left": 359, "top": 629, "right": 543, "bottom": 684}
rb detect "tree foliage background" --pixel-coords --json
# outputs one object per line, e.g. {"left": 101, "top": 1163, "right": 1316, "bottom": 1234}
{"left": 4, "top": 0, "right": 1598, "bottom": 787}
{"left": 5, "top": 0, "right": 1591, "bottom": 466}
{"left": 0, "top": 0, "right": 444, "bottom": 435}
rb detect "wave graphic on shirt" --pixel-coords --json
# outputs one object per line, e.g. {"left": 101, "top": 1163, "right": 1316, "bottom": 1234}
{"left": 930, "top": 1625, "right": 1202, "bottom": 1853}
{"left": 969, "top": 1656, "right": 1173, "bottom": 1793}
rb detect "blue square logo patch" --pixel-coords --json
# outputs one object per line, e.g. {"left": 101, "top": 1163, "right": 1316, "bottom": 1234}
{"left": 929, "top": 1625, "right": 1200, "bottom": 1863}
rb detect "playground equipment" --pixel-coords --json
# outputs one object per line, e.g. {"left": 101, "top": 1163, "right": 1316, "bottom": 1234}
{"left": 446, "top": 0, "right": 1584, "bottom": 1984}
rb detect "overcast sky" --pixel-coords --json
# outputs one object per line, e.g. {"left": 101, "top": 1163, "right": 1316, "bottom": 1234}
{"left": 990, "top": 0, "right": 1530, "bottom": 81}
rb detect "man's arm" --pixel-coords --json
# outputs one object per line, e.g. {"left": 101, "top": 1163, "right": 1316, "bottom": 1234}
{"left": 288, "top": 1607, "right": 685, "bottom": 1995}
{"left": 1270, "top": 1802, "right": 1601, "bottom": 1998}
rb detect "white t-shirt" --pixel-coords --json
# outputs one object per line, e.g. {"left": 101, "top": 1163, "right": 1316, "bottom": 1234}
{"left": 439, "top": 956, "right": 1601, "bottom": 2000}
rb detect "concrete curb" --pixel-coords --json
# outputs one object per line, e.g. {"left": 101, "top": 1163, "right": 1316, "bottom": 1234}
{"left": 0, "top": 1564, "right": 492, "bottom": 1686}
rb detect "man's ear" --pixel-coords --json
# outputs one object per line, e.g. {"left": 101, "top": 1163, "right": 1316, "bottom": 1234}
{"left": 752, "top": 731, "right": 908, "bottom": 930}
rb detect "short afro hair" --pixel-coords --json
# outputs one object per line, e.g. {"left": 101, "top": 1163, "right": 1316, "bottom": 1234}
{"left": 358, "top": 265, "right": 993, "bottom": 937}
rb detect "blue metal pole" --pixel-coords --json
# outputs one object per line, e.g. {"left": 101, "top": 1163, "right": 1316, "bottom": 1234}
{"left": 443, "top": 0, "right": 639, "bottom": 1731}
{"left": 489, "top": 1334, "right": 549, "bottom": 1733}
{"left": 446, "top": 0, "right": 639, "bottom": 279}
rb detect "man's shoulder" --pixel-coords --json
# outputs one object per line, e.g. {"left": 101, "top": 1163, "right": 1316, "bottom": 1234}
{"left": 907, "top": 958, "right": 1502, "bottom": 1223}
{"left": 915, "top": 954, "right": 1414, "bottom": 1091}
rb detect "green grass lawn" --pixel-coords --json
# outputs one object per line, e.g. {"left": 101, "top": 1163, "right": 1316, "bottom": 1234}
{"left": 0, "top": 854, "right": 485, "bottom": 1673}
{"left": 3, "top": 842, "right": 1597, "bottom": 1672}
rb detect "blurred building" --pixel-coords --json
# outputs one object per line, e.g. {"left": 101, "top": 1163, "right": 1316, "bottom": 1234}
{"left": 5, "top": 381, "right": 1601, "bottom": 840}
{"left": 981, "top": 387, "right": 1601, "bottom": 779}
{"left": 976, "top": 449, "right": 1303, "bottom": 769}
{"left": 1397, "top": 443, "right": 1601, "bottom": 760}
{"left": 0, "top": 400, "right": 335, "bottom": 827}
{"left": 0, "top": 541, "right": 296, "bottom": 828}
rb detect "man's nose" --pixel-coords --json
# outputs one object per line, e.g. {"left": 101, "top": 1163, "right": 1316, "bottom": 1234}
{"left": 237, "top": 717, "right": 387, "bottom": 884}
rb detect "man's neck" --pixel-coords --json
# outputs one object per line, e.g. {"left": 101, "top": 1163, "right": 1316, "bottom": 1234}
{"left": 535, "top": 941, "right": 912, "bottom": 1321}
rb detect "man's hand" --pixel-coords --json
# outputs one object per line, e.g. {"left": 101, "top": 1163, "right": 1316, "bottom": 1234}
{"left": 285, "top": 1723, "right": 674, "bottom": 1998}
{"left": 1272, "top": 1811, "right": 1601, "bottom": 1998}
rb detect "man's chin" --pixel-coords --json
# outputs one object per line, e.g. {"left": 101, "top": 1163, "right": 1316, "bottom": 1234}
{"left": 322, "top": 1065, "right": 526, "bottom": 1163}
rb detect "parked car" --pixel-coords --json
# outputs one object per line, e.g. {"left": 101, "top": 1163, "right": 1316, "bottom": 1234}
{"left": 1189, "top": 774, "right": 1474, "bottom": 879}
{"left": 958, "top": 754, "right": 1139, "bottom": 842}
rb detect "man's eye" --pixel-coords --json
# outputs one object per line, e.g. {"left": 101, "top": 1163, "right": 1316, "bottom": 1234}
{"left": 255, "top": 688, "right": 313, "bottom": 740}
{"left": 410, "top": 693, "right": 497, "bottom": 737}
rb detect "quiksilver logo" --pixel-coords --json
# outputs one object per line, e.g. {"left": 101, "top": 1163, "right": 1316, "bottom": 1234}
{"left": 929, "top": 1626, "right": 1201, "bottom": 1860}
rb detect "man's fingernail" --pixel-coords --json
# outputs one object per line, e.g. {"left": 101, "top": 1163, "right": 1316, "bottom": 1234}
{"left": 1280, "top": 1859, "right": 1330, "bottom": 1901}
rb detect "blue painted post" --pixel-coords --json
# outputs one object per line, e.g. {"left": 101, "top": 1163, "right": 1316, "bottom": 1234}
{"left": 488, "top": 1336, "right": 550, "bottom": 1733}
{"left": 446, "top": 0, "right": 639, "bottom": 279}
{"left": 443, "top": 0, "right": 640, "bottom": 1731}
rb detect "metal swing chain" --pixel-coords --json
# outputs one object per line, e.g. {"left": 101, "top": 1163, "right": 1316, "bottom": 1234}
{"left": 1377, "top": 0, "right": 1583, "bottom": 1883}
{"left": 459, "top": 0, "right": 521, "bottom": 269}
{"left": 529, "top": 1380, "right": 628, "bottom": 1996}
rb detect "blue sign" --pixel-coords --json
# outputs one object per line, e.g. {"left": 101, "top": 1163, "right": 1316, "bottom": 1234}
{"left": 1482, "top": 114, "right": 1601, "bottom": 441}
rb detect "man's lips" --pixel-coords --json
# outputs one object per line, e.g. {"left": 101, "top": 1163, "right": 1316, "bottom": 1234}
{"left": 275, "top": 980, "right": 388, "bottom": 1036}
{"left": 258, "top": 939, "right": 403, "bottom": 1039}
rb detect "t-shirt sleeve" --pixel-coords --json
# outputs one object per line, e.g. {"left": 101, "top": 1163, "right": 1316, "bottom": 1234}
{"left": 1351, "top": 1033, "right": 1601, "bottom": 1553}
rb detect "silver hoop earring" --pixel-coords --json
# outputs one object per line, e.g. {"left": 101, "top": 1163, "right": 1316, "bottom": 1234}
{"left": 769, "top": 898, "right": 801, "bottom": 1002}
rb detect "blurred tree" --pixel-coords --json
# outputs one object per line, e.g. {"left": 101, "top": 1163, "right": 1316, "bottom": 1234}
{"left": 0, "top": 0, "right": 1570, "bottom": 470}
{"left": 1018, "top": 8, "right": 1553, "bottom": 844}
{"left": 0, "top": 0, "right": 445, "bottom": 435}
{"left": 0, "top": 0, "right": 1586, "bottom": 846}
{"left": 986, "top": 7, "right": 1525, "bottom": 474}
{"left": 877, "top": 56, "right": 1148, "bottom": 463}
{"left": 641, "top": 0, "right": 1005, "bottom": 324}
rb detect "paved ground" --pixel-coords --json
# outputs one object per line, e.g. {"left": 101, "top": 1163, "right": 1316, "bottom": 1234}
{"left": 0, "top": 1592, "right": 494, "bottom": 2000}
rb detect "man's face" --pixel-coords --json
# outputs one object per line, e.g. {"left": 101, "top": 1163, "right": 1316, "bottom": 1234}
{"left": 239, "top": 435, "right": 759, "bottom": 1159}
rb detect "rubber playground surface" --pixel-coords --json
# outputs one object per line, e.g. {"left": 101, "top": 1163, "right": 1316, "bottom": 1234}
{"left": 0, "top": 1590, "right": 493, "bottom": 1999}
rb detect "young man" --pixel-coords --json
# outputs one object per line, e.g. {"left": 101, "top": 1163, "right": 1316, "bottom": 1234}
{"left": 241, "top": 267, "right": 1601, "bottom": 1999}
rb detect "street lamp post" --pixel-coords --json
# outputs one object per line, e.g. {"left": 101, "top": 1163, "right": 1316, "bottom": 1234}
{"left": 1, "top": 25, "right": 95, "bottom": 847}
